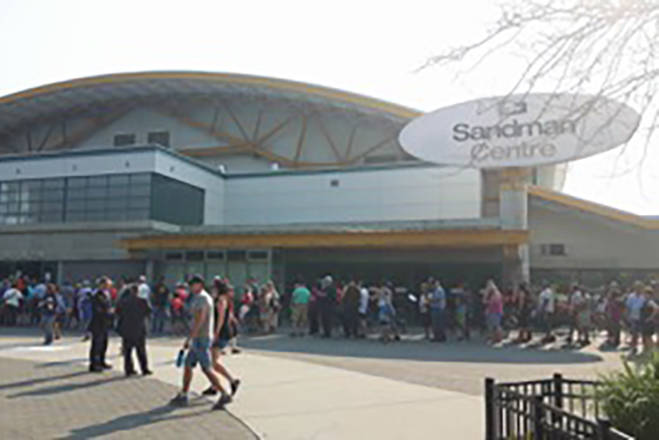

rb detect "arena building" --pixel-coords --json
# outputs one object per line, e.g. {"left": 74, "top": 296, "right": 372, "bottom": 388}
{"left": 0, "top": 72, "right": 657, "bottom": 290}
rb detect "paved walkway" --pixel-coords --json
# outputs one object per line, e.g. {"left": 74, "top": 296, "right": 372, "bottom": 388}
{"left": 0, "top": 329, "right": 622, "bottom": 439}
{"left": 0, "top": 355, "right": 254, "bottom": 440}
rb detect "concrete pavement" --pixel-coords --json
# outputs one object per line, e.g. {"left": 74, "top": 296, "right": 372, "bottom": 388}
{"left": 0, "top": 331, "right": 484, "bottom": 439}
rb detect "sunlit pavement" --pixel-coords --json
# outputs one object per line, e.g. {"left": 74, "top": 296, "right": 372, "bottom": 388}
{"left": 0, "top": 328, "right": 626, "bottom": 439}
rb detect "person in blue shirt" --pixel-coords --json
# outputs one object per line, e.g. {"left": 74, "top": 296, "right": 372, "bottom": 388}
{"left": 429, "top": 279, "right": 447, "bottom": 342}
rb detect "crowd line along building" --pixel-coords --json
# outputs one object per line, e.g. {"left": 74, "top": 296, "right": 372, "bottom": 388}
{"left": 0, "top": 71, "right": 657, "bottom": 292}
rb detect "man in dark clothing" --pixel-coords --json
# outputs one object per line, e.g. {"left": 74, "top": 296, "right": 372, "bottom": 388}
{"left": 89, "top": 277, "right": 114, "bottom": 372}
{"left": 116, "top": 284, "right": 153, "bottom": 376}
{"left": 342, "top": 280, "right": 360, "bottom": 338}
{"left": 151, "top": 279, "right": 169, "bottom": 334}
{"left": 319, "top": 275, "right": 336, "bottom": 338}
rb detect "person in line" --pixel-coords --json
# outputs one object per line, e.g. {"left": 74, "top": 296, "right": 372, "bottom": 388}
{"left": 566, "top": 283, "right": 583, "bottom": 345}
{"left": 308, "top": 281, "right": 321, "bottom": 336}
{"left": 418, "top": 283, "right": 431, "bottom": 340}
{"left": 640, "top": 286, "right": 659, "bottom": 355}
{"left": 377, "top": 281, "right": 398, "bottom": 343}
{"left": 170, "top": 275, "right": 231, "bottom": 410}
{"left": 2, "top": 282, "right": 23, "bottom": 327}
{"left": 290, "top": 280, "right": 311, "bottom": 337}
{"left": 151, "top": 277, "right": 169, "bottom": 335}
{"left": 202, "top": 278, "right": 241, "bottom": 397}
{"left": 38, "top": 285, "right": 57, "bottom": 345}
{"left": 357, "top": 281, "right": 370, "bottom": 338}
{"left": 484, "top": 280, "right": 504, "bottom": 344}
{"left": 318, "top": 275, "right": 336, "bottom": 338}
{"left": 78, "top": 280, "right": 93, "bottom": 340}
{"left": 341, "top": 280, "right": 361, "bottom": 338}
{"left": 88, "top": 277, "right": 114, "bottom": 372}
{"left": 226, "top": 283, "right": 241, "bottom": 354}
{"left": 538, "top": 281, "right": 556, "bottom": 344}
{"left": 515, "top": 283, "right": 533, "bottom": 343}
{"left": 452, "top": 282, "right": 469, "bottom": 341}
{"left": 265, "top": 281, "right": 281, "bottom": 332}
{"left": 429, "top": 279, "right": 447, "bottom": 342}
{"left": 625, "top": 281, "right": 646, "bottom": 353}
{"left": 116, "top": 283, "right": 153, "bottom": 377}
{"left": 604, "top": 283, "right": 624, "bottom": 347}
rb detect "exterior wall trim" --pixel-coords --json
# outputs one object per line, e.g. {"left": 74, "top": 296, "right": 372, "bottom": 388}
{"left": 120, "top": 229, "right": 529, "bottom": 251}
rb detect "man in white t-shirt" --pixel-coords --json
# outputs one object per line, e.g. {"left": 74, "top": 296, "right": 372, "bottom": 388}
{"left": 566, "top": 284, "right": 583, "bottom": 344}
{"left": 539, "top": 282, "right": 556, "bottom": 343}
{"left": 2, "top": 283, "right": 23, "bottom": 326}
{"left": 170, "top": 275, "right": 231, "bottom": 411}
{"left": 358, "top": 282, "right": 370, "bottom": 337}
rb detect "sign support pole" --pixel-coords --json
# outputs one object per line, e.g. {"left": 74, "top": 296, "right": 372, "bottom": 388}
{"left": 499, "top": 167, "right": 530, "bottom": 287}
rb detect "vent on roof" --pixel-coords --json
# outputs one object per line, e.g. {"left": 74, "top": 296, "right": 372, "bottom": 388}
{"left": 114, "top": 134, "right": 135, "bottom": 147}
{"left": 148, "top": 131, "right": 170, "bottom": 148}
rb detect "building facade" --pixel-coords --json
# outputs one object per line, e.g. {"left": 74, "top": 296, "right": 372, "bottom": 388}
{"left": 0, "top": 71, "right": 654, "bottom": 291}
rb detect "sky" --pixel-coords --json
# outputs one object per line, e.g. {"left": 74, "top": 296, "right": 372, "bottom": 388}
{"left": 1, "top": 0, "right": 657, "bottom": 215}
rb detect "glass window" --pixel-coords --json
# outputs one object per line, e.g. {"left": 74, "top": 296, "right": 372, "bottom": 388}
{"left": 85, "top": 211, "right": 107, "bottom": 222}
{"left": 88, "top": 176, "right": 108, "bottom": 187}
{"left": 129, "top": 185, "right": 151, "bottom": 197}
{"left": 68, "top": 177, "right": 87, "bottom": 188}
{"left": 40, "top": 212, "right": 63, "bottom": 223}
{"left": 107, "top": 186, "right": 129, "bottom": 198}
{"left": 130, "top": 174, "right": 151, "bottom": 185}
{"left": 86, "top": 186, "right": 107, "bottom": 199}
{"left": 42, "top": 188, "right": 65, "bottom": 200}
{"left": 66, "top": 211, "right": 86, "bottom": 222}
{"left": 128, "top": 197, "right": 150, "bottom": 209}
{"left": 43, "top": 178, "right": 65, "bottom": 189}
{"left": 66, "top": 199, "right": 86, "bottom": 210}
{"left": 126, "top": 209, "right": 149, "bottom": 220}
{"left": 67, "top": 187, "right": 86, "bottom": 200}
{"left": 86, "top": 199, "right": 107, "bottom": 211}
{"left": 186, "top": 251, "right": 204, "bottom": 261}
{"left": 41, "top": 201, "right": 64, "bottom": 212}
{"left": 105, "top": 199, "right": 128, "bottom": 210}
{"left": 109, "top": 174, "right": 130, "bottom": 186}
{"left": 105, "top": 210, "right": 127, "bottom": 221}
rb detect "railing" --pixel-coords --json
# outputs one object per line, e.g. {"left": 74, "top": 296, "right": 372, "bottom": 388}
{"left": 485, "top": 374, "right": 634, "bottom": 440}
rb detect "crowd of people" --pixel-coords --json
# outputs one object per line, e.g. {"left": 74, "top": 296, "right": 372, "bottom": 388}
{"left": 0, "top": 272, "right": 242, "bottom": 411}
{"left": 2, "top": 272, "right": 659, "bottom": 357}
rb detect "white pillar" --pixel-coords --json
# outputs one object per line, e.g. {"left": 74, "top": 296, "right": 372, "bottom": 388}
{"left": 499, "top": 168, "right": 531, "bottom": 285}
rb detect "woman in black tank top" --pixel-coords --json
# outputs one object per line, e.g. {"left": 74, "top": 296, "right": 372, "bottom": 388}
{"left": 201, "top": 278, "right": 241, "bottom": 398}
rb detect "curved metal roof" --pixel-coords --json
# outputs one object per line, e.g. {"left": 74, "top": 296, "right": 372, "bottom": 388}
{"left": 0, "top": 71, "right": 421, "bottom": 135}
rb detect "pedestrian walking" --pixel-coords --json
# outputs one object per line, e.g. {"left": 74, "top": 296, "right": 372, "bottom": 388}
{"left": 169, "top": 275, "right": 231, "bottom": 410}
{"left": 202, "top": 278, "right": 241, "bottom": 398}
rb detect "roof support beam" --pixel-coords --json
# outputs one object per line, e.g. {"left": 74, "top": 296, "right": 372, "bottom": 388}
{"left": 294, "top": 115, "right": 308, "bottom": 163}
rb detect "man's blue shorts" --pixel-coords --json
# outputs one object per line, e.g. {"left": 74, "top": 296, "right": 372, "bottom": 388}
{"left": 185, "top": 338, "right": 211, "bottom": 369}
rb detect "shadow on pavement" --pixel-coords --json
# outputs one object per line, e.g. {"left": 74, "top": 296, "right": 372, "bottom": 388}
{"left": 0, "top": 370, "right": 89, "bottom": 391}
{"left": 57, "top": 403, "right": 208, "bottom": 439}
{"left": 8, "top": 374, "right": 125, "bottom": 398}
{"left": 239, "top": 333, "right": 603, "bottom": 364}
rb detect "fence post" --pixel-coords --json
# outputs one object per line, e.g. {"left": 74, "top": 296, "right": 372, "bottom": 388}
{"left": 553, "top": 372, "right": 564, "bottom": 408}
{"left": 485, "top": 377, "right": 495, "bottom": 440}
{"left": 597, "top": 418, "right": 611, "bottom": 440}
{"left": 533, "top": 395, "right": 544, "bottom": 440}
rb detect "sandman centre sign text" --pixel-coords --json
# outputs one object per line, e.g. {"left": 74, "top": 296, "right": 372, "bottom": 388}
{"left": 398, "top": 94, "right": 640, "bottom": 168}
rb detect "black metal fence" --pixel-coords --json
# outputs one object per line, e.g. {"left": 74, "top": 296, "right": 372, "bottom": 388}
{"left": 485, "top": 374, "right": 634, "bottom": 440}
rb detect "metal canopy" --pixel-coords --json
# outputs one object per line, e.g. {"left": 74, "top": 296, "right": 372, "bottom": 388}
{"left": 0, "top": 71, "right": 420, "bottom": 136}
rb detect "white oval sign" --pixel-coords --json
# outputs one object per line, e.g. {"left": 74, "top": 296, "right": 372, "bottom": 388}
{"left": 399, "top": 94, "right": 640, "bottom": 168}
